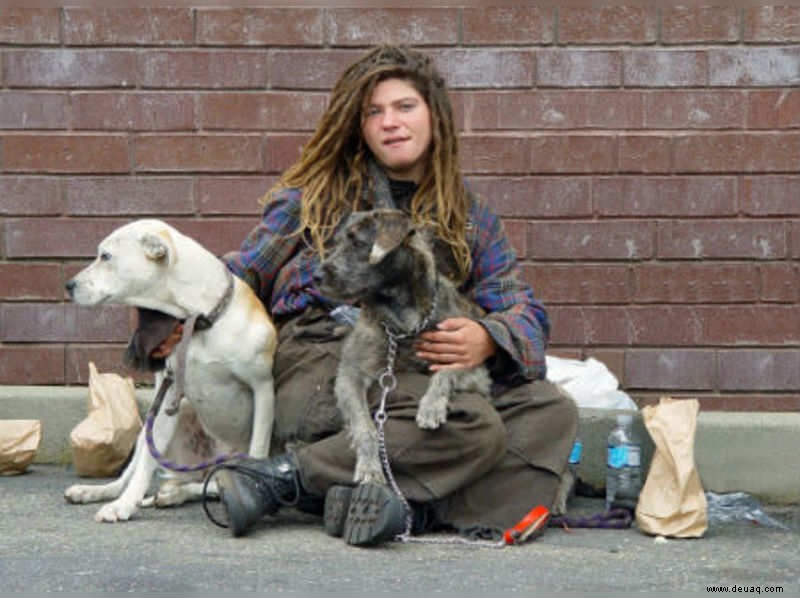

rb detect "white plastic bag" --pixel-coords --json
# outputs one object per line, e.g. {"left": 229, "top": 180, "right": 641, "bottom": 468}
{"left": 546, "top": 356, "right": 637, "bottom": 410}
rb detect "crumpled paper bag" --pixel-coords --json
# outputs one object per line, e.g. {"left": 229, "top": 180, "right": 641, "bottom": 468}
{"left": 635, "top": 397, "right": 707, "bottom": 538}
{"left": 70, "top": 362, "right": 142, "bottom": 477}
{"left": 0, "top": 420, "right": 42, "bottom": 475}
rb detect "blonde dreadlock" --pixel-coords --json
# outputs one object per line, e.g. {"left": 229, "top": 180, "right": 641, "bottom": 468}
{"left": 262, "top": 45, "right": 472, "bottom": 283}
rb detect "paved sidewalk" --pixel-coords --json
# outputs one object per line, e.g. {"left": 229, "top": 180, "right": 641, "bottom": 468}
{"left": 1, "top": 465, "right": 798, "bottom": 593}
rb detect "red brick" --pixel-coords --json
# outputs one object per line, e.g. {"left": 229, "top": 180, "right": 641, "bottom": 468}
{"left": 594, "top": 176, "right": 736, "bottom": 217}
{"left": 502, "top": 220, "right": 526, "bottom": 259}
{"left": 197, "top": 176, "right": 275, "bottom": 215}
{"left": 624, "top": 50, "right": 708, "bottom": 87}
{"left": 547, "top": 306, "right": 587, "bottom": 346}
{"left": 629, "top": 306, "right": 706, "bottom": 346}
{"left": 134, "top": 134, "right": 263, "bottom": 173}
{"left": 527, "top": 221, "right": 654, "bottom": 260}
{"left": 432, "top": 49, "right": 534, "bottom": 89}
{"left": 0, "top": 345, "right": 65, "bottom": 384}
{"left": 162, "top": 218, "right": 257, "bottom": 257}
{"left": 748, "top": 90, "right": 800, "bottom": 129}
{"left": 619, "top": 135, "right": 671, "bottom": 173}
{"left": 72, "top": 92, "right": 195, "bottom": 131}
{"left": 559, "top": 7, "right": 657, "bottom": 44}
{"left": 0, "top": 177, "right": 63, "bottom": 215}
{"left": 459, "top": 135, "right": 530, "bottom": 174}
{"left": 625, "top": 349, "right": 716, "bottom": 390}
{"left": 463, "top": 7, "right": 554, "bottom": 45}
{"left": 760, "top": 263, "right": 799, "bottom": 303}
{"left": 636, "top": 393, "right": 800, "bottom": 412}
{"left": 658, "top": 220, "right": 786, "bottom": 260}
{"left": 634, "top": 263, "right": 759, "bottom": 304}
{"left": 718, "top": 350, "right": 800, "bottom": 391}
{"left": 530, "top": 135, "right": 617, "bottom": 174}
{"left": 197, "top": 8, "right": 324, "bottom": 46}
{"left": 0, "top": 8, "right": 60, "bottom": 44}
{"left": 674, "top": 133, "right": 800, "bottom": 173}
{"left": 466, "top": 176, "right": 591, "bottom": 218}
{"left": 66, "top": 344, "right": 151, "bottom": 385}
{"left": 198, "top": 92, "right": 327, "bottom": 131}
{"left": 5, "top": 218, "right": 129, "bottom": 258}
{"left": 537, "top": 50, "right": 621, "bottom": 87}
{"left": 65, "top": 177, "right": 194, "bottom": 216}
{"left": 63, "top": 8, "right": 193, "bottom": 45}
{"left": 264, "top": 133, "right": 310, "bottom": 173}
{"left": 327, "top": 9, "right": 457, "bottom": 46}
{"left": 270, "top": 50, "right": 362, "bottom": 90}
{"left": 1, "top": 302, "right": 130, "bottom": 343}
{"left": 2, "top": 135, "right": 129, "bottom": 173}
{"left": 0, "top": 263, "right": 62, "bottom": 300}
{"left": 521, "top": 264, "right": 630, "bottom": 304}
{"left": 585, "top": 349, "right": 626, "bottom": 386}
{"left": 0, "top": 92, "right": 68, "bottom": 129}
{"left": 645, "top": 91, "right": 746, "bottom": 129}
{"left": 661, "top": 7, "right": 740, "bottom": 44}
{"left": 700, "top": 305, "right": 800, "bottom": 345}
{"left": 742, "top": 176, "right": 800, "bottom": 216}
{"left": 710, "top": 47, "right": 800, "bottom": 86}
{"left": 4, "top": 49, "right": 137, "bottom": 88}
{"left": 744, "top": 6, "right": 800, "bottom": 42}
{"left": 472, "top": 91, "right": 643, "bottom": 130}
{"left": 139, "top": 50, "right": 268, "bottom": 89}
{"left": 794, "top": 221, "right": 800, "bottom": 259}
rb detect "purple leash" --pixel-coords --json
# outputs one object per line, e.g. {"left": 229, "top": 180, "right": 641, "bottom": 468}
{"left": 548, "top": 508, "right": 633, "bottom": 530}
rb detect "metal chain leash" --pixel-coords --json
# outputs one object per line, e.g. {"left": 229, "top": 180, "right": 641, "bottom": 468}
{"left": 374, "top": 324, "right": 506, "bottom": 549}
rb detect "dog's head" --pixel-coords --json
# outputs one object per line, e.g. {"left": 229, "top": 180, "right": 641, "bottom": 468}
{"left": 314, "top": 209, "right": 424, "bottom": 302}
{"left": 65, "top": 219, "right": 178, "bottom": 307}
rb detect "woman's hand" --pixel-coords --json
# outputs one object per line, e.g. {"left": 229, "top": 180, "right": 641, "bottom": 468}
{"left": 150, "top": 323, "right": 184, "bottom": 359}
{"left": 415, "top": 317, "right": 497, "bottom": 372}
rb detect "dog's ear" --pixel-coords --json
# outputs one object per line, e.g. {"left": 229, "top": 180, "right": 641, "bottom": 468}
{"left": 141, "top": 232, "right": 172, "bottom": 263}
{"left": 369, "top": 211, "right": 414, "bottom": 265}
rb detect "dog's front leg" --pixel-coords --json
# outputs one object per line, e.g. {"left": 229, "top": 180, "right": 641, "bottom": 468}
{"left": 416, "top": 371, "right": 455, "bottom": 430}
{"left": 247, "top": 373, "right": 275, "bottom": 459}
{"left": 334, "top": 363, "right": 386, "bottom": 486}
{"left": 93, "top": 380, "right": 181, "bottom": 522}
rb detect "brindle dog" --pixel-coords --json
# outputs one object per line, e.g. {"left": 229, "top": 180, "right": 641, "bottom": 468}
{"left": 314, "top": 209, "right": 491, "bottom": 486}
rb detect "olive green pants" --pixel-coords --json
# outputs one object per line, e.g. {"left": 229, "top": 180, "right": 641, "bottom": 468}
{"left": 271, "top": 309, "right": 578, "bottom": 535}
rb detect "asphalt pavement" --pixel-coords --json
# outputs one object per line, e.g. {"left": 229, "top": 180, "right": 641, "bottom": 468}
{"left": 1, "top": 465, "right": 798, "bottom": 593}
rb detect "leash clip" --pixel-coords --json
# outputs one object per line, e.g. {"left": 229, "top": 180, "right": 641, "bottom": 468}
{"left": 503, "top": 505, "right": 550, "bottom": 545}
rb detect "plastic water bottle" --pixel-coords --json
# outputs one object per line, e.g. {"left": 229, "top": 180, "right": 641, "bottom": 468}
{"left": 567, "top": 437, "right": 582, "bottom": 500}
{"left": 605, "top": 414, "right": 642, "bottom": 510}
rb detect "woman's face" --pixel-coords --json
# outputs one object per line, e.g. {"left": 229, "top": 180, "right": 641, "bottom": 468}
{"left": 361, "top": 77, "right": 432, "bottom": 183}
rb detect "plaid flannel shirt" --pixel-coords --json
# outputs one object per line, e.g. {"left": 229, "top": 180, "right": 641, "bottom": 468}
{"left": 223, "top": 185, "right": 549, "bottom": 383}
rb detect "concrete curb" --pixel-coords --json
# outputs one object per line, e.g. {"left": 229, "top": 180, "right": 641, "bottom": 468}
{"left": 1, "top": 385, "right": 799, "bottom": 503}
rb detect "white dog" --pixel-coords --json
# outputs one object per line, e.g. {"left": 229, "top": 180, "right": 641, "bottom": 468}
{"left": 64, "top": 219, "right": 276, "bottom": 523}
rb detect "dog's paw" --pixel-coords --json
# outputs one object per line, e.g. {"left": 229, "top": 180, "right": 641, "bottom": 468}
{"left": 64, "top": 484, "right": 108, "bottom": 504}
{"left": 94, "top": 500, "right": 138, "bottom": 523}
{"left": 416, "top": 397, "right": 448, "bottom": 430}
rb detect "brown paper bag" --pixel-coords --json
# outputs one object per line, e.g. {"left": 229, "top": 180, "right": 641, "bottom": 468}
{"left": 636, "top": 397, "right": 707, "bottom": 538}
{"left": 0, "top": 420, "right": 42, "bottom": 475}
{"left": 70, "top": 362, "right": 142, "bottom": 477}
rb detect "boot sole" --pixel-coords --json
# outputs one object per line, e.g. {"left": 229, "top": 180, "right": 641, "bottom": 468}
{"left": 324, "top": 483, "right": 406, "bottom": 547}
{"left": 216, "top": 468, "right": 251, "bottom": 538}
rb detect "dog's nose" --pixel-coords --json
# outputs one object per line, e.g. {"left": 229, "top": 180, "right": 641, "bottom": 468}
{"left": 65, "top": 279, "right": 76, "bottom": 295}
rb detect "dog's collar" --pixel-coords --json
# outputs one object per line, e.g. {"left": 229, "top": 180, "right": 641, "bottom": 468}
{"left": 196, "top": 267, "right": 235, "bottom": 330}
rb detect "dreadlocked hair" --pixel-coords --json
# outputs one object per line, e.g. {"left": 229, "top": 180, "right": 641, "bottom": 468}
{"left": 261, "top": 45, "right": 472, "bottom": 283}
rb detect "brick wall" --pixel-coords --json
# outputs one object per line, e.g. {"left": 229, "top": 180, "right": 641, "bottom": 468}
{"left": 1, "top": 7, "right": 798, "bottom": 411}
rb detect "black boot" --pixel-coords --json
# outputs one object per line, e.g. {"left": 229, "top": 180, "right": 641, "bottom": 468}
{"left": 323, "top": 483, "right": 408, "bottom": 546}
{"left": 204, "top": 453, "right": 314, "bottom": 537}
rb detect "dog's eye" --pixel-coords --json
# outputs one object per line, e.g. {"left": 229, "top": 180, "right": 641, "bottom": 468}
{"left": 100, "top": 252, "right": 112, "bottom": 262}
{"left": 347, "top": 231, "right": 365, "bottom": 247}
